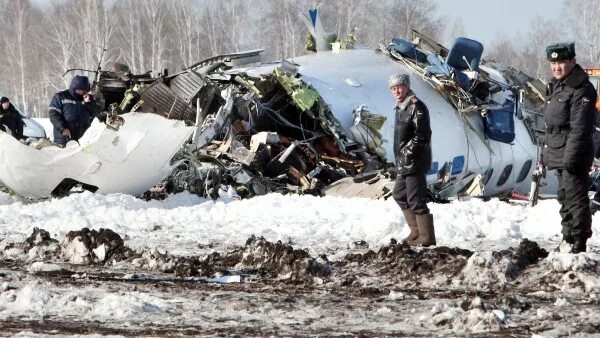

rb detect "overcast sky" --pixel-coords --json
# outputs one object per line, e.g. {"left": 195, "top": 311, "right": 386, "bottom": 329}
{"left": 435, "top": 0, "right": 565, "bottom": 45}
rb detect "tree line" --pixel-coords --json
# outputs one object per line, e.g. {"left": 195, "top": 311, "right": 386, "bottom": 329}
{"left": 0, "top": 0, "right": 596, "bottom": 117}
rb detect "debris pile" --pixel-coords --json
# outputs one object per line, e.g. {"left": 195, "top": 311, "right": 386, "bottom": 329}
{"left": 128, "top": 52, "right": 388, "bottom": 199}
{"left": 337, "top": 241, "right": 473, "bottom": 287}
{"left": 429, "top": 297, "right": 506, "bottom": 333}
{"left": 61, "top": 228, "right": 133, "bottom": 264}
{"left": 2, "top": 227, "right": 60, "bottom": 262}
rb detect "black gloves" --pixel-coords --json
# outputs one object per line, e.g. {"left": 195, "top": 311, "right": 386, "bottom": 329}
{"left": 387, "top": 166, "right": 399, "bottom": 180}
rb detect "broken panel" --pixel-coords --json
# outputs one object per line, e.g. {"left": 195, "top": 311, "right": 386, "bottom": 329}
{"left": 140, "top": 82, "right": 196, "bottom": 121}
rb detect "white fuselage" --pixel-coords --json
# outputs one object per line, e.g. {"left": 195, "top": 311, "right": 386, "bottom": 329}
{"left": 277, "top": 49, "right": 538, "bottom": 196}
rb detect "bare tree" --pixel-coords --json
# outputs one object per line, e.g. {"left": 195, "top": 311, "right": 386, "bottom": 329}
{"left": 259, "top": 0, "right": 307, "bottom": 60}
{"left": 0, "top": 0, "right": 38, "bottom": 113}
{"left": 565, "top": 0, "right": 600, "bottom": 66}
{"left": 113, "top": 0, "right": 171, "bottom": 75}
{"left": 486, "top": 34, "right": 521, "bottom": 66}
{"left": 140, "top": 0, "right": 170, "bottom": 73}
{"left": 170, "top": 0, "right": 201, "bottom": 68}
{"left": 446, "top": 16, "right": 466, "bottom": 46}
{"left": 76, "top": 0, "right": 119, "bottom": 75}
{"left": 522, "top": 16, "right": 563, "bottom": 79}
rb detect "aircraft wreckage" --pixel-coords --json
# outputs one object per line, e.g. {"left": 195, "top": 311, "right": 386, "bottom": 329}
{"left": 0, "top": 12, "right": 552, "bottom": 202}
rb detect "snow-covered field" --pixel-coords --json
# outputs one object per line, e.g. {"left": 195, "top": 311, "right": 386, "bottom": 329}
{"left": 1, "top": 191, "right": 599, "bottom": 336}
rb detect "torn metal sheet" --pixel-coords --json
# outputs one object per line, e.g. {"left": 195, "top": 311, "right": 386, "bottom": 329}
{"left": 192, "top": 88, "right": 235, "bottom": 149}
{"left": 0, "top": 113, "right": 193, "bottom": 199}
{"left": 140, "top": 81, "right": 196, "bottom": 120}
{"left": 323, "top": 174, "right": 394, "bottom": 200}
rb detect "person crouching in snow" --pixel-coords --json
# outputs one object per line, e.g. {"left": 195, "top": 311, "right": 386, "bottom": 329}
{"left": 389, "top": 73, "right": 436, "bottom": 247}
{"left": 0, "top": 96, "right": 25, "bottom": 140}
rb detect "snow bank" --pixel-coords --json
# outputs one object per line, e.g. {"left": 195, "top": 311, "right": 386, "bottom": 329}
{"left": 91, "top": 293, "right": 170, "bottom": 319}
{"left": 0, "top": 281, "right": 169, "bottom": 321}
{"left": 0, "top": 191, "right": 598, "bottom": 255}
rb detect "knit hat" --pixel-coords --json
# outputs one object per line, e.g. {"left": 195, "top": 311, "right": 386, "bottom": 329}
{"left": 388, "top": 73, "right": 410, "bottom": 88}
{"left": 0, "top": 96, "right": 9, "bottom": 104}
{"left": 69, "top": 75, "right": 91, "bottom": 92}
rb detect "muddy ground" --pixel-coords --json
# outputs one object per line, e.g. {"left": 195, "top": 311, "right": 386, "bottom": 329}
{"left": 0, "top": 228, "right": 599, "bottom": 337}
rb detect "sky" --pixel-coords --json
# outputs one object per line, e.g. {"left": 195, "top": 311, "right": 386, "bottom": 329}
{"left": 434, "top": 0, "right": 565, "bottom": 45}
{"left": 29, "top": 0, "right": 566, "bottom": 45}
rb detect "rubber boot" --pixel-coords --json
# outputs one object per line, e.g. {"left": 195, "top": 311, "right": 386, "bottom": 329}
{"left": 570, "top": 237, "right": 587, "bottom": 254}
{"left": 401, "top": 209, "right": 419, "bottom": 245}
{"left": 414, "top": 213, "right": 436, "bottom": 247}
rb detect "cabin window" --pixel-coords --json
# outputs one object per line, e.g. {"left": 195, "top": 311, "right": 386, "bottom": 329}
{"left": 482, "top": 168, "right": 494, "bottom": 185}
{"left": 516, "top": 160, "right": 533, "bottom": 183}
{"left": 496, "top": 164, "right": 513, "bottom": 186}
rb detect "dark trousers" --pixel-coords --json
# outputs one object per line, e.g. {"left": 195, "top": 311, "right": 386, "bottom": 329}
{"left": 592, "top": 174, "right": 600, "bottom": 214}
{"left": 557, "top": 169, "right": 592, "bottom": 240}
{"left": 392, "top": 173, "right": 430, "bottom": 215}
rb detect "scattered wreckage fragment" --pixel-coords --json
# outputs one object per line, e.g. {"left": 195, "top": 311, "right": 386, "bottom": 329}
{"left": 0, "top": 113, "right": 193, "bottom": 199}
{"left": 112, "top": 49, "right": 377, "bottom": 200}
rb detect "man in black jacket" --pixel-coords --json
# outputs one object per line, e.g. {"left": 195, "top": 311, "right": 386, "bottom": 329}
{"left": 48, "top": 75, "right": 101, "bottom": 146}
{"left": 0, "top": 96, "right": 25, "bottom": 140}
{"left": 389, "top": 73, "right": 435, "bottom": 247}
{"left": 543, "top": 43, "right": 597, "bottom": 253}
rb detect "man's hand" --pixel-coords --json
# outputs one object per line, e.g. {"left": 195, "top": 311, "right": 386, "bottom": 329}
{"left": 62, "top": 128, "right": 72, "bottom": 140}
{"left": 387, "top": 166, "right": 399, "bottom": 180}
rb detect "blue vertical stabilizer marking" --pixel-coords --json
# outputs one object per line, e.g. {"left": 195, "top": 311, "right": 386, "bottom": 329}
{"left": 309, "top": 9, "right": 318, "bottom": 27}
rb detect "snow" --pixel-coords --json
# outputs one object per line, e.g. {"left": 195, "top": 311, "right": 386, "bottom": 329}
{"left": 1, "top": 191, "right": 597, "bottom": 256}
{"left": 27, "top": 262, "right": 62, "bottom": 273}
{"left": 32, "top": 118, "right": 53, "bottom": 140}
{"left": 0, "top": 190, "right": 599, "bottom": 335}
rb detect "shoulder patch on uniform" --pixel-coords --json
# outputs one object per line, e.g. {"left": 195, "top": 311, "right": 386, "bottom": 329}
{"left": 410, "top": 97, "right": 418, "bottom": 104}
{"left": 582, "top": 96, "right": 590, "bottom": 104}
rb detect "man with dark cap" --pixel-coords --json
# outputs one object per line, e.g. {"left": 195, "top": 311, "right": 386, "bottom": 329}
{"left": 389, "top": 72, "right": 435, "bottom": 247}
{"left": 543, "top": 42, "right": 597, "bottom": 253}
{"left": 0, "top": 96, "right": 25, "bottom": 140}
{"left": 48, "top": 75, "right": 101, "bottom": 146}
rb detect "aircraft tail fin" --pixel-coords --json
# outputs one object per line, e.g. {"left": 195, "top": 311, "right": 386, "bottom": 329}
{"left": 300, "top": 8, "right": 335, "bottom": 52}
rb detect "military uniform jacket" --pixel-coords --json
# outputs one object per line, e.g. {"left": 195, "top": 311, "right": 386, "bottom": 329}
{"left": 543, "top": 65, "right": 597, "bottom": 170}
{"left": 393, "top": 93, "right": 432, "bottom": 175}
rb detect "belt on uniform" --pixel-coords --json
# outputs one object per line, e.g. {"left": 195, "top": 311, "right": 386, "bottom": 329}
{"left": 546, "top": 127, "right": 570, "bottom": 134}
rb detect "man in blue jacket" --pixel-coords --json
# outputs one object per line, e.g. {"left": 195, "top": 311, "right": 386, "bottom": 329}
{"left": 48, "top": 75, "right": 101, "bottom": 146}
